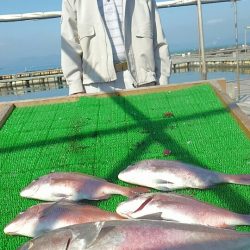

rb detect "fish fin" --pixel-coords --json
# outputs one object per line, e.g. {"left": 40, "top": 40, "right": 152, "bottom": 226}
{"left": 223, "top": 174, "right": 250, "bottom": 186}
{"left": 71, "top": 222, "right": 106, "bottom": 248}
{"left": 136, "top": 212, "right": 163, "bottom": 220}
{"left": 55, "top": 198, "right": 78, "bottom": 205}
{"left": 155, "top": 179, "right": 173, "bottom": 191}
{"left": 38, "top": 202, "right": 57, "bottom": 219}
{"left": 38, "top": 199, "right": 70, "bottom": 219}
{"left": 54, "top": 193, "right": 72, "bottom": 199}
{"left": 127, "top": 186, "right": 150, "bottom": 198}
{"left": 161, "top": 212, "right": 179, "bottom": 222}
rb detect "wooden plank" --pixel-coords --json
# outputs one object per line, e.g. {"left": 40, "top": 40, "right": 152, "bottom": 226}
{"left": 0, "top": 104, "right": 15, "bottom": 129}
{"left": 1, "top": 79, "right": 211, "bottom": 107}
{"left": 88, "top": 81, "right": 206, "bottom": 98}
{"left": 12, "top": 96, "right": 80, "bottom": 108}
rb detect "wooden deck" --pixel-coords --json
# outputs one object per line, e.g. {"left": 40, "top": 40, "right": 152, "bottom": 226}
{"left": 226, "top": 79, "right": 250, "bottom": 116}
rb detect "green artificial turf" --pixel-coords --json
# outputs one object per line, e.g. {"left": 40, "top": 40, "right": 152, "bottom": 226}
{"left": 0, "top": 84, "right": 250, "bottom": 249}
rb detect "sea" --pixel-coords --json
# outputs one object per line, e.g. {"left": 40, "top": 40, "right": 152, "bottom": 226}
{"left": 0, "top": 67, "right": 249, "bottom": 103}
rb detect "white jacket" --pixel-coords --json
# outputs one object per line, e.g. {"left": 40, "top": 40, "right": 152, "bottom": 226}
{"left": 61, "top": 0, "right": 171, "bottom": 95}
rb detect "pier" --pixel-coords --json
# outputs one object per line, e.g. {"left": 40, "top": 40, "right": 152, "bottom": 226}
{"left": 0, "top": 69, "right": 66, "bottom": 96}
{"left": 172, "top": 46, "right": 250, "bottom": 71}
{"left": 1, "top": 46, "right": 250, "bottom": 97}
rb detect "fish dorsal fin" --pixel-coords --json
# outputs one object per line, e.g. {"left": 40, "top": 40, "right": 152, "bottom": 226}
{"left": 38, "top": 199, "right": 70, "bottom": 219}
{"left": 69, "top": 222, "right": 105, "bottom": 248}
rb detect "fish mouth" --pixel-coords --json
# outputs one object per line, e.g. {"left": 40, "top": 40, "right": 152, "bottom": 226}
{"left": 20, "top": 188, "right": 31, "bottom": 197}
{"left": 118, "top": 171, "right": 131, "bottom": 182}
{"left": 4, "top": 223, "right": 18, "bottom": 235}
{"left": 20, "top": 182, "right": 40, "bottom": 198}
{"left": 117, "top": 172, "right": 124, "bottom": 180}
{"left": 116, "top": 208, "right": 131, "bottom": 218}
{"left": 116, "top": 202, "right": 135, "bottom": 218}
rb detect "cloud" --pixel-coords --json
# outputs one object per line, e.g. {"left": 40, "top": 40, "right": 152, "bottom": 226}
{"left": 207, "top": 18, "right": 224, "bottom": 25}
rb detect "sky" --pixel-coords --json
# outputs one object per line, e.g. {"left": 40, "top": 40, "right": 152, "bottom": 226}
{"left": 0, "top": 0, "right": 249, "bottom": 74}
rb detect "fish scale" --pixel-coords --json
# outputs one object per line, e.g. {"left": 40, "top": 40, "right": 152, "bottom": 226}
{"left": 20, "top": 172, "right": 149, "bottom": 201}
{"left": 4, "top": 201, "right": 123, "bottom": 237}
{"left": 118, "top": 160, "right": 250, "bottom": 190}
{"left": 18, "top": 220, "right": 250, "bottom": 250}
{"left": 116, "top": 192, "right": 250, "bottom": 228}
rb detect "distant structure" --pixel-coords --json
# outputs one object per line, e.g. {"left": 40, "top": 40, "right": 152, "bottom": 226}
{"left": 0, "top": 0, "right": 242, "bottom": 97}
{"left": 0, "top": 0, "right": 238, "bottom": 22}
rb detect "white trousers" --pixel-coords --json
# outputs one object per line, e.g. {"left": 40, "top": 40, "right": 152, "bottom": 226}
{"left": 84, "top": 70, "right": 156, "bottom": 94}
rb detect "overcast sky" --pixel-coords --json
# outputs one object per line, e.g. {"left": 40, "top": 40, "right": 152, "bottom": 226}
{"left": 0, "top": 0, "right": 249, "bottom": 74}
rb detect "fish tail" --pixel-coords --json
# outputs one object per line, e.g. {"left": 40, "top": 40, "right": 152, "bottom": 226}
{"left": 123, "top": 186, "right": 150, "bottom": 198}
{"left": 233, "top": 214, "right": 250, "bottom": 227}
{"left": 222, "top": 174, "right": 250, "bottom": 186}
{"left": 115, "top": 186, "right": 149, "bottom": 198}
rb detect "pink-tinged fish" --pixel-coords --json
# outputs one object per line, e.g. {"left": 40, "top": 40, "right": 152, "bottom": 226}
{"left": 4, "top": 201, "right": 123, "bottom": 237}
{"left": 116, "top": 192, "right": 250, "bottom": 228}
{"left": 20, "top": 172, "right": 148, "bottom": 201}
{"left": 18, "top": 219, "right": 250, "bottom": 250}
{"left": 118, "top": 160, "right": 250, "bottom": 190}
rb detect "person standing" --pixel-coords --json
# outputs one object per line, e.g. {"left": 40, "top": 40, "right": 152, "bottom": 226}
{"left": 61, "top": 0, "right": 171, "bottom": 95}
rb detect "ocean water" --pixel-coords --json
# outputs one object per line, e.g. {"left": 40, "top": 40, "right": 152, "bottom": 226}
{"left": 0, "top": 69, "right": 249, "bottom": 103}
{"left": 170, "top": 69, "right": 250, "bottom": 83}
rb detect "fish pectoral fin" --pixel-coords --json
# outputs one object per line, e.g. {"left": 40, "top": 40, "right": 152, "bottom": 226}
{"left": 136, "top": 212, "right": 163, "bottom": 220}
{"left": 160, "top": 212, "right": 179, "bottom": 222}
{"left": 39, "top": 199, "right": 69, "bottom": 219}
{"left": 54, "top": 193, "right": 72, "bottom": 199}
{"left": 155, "top": 179, "right": 174, "bottom": 191}
{"left": 73, "top": 221, "right": 106, "bottom": 248}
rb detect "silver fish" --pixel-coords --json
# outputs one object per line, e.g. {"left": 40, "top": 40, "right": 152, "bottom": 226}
{"left": 116, "top": 192, "right": 250, "bottom": 228}
{"left": 118, "top": 160, "right": 250, "bottom": 190}
{"left": 18, "top": 219, "right": 250, "bottom": 250}
{"left": 20, "top": 172, "right": 149, "bottom": 201}
{"left": 4, "top": 201, "right": 123, "bottom": 237}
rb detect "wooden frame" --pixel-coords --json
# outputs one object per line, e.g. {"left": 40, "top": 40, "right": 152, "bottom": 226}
{"left": 0, "top": 79, "right": 249, "bottom": 137}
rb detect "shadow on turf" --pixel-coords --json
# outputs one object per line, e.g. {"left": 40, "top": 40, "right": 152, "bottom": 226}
{"left": 4, "top": 38, "right": 250, "bottom": 250}
{"left": 1, "top": 91, "right": 249, "bottom": 215}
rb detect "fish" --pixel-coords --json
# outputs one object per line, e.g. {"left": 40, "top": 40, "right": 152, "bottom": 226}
{"left": 4, "top": 201, "right": 123, "bottom": 237}
{"left": 20, "top": 172, "right": 149, "bottom": 201}
{"left": 18, "top": 219, "right": 250, "bottom": 250}
{"left": 118, "top": 159, "right": 250, "bottom": 190}
{"left": 116, "top": 192, "right": 250, "bottom": 228}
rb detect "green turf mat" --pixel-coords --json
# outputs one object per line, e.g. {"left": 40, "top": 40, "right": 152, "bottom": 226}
{"left": 0, "top": 84, "right": 250, "bottom": 249}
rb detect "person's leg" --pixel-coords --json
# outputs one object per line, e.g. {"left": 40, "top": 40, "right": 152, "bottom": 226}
{"left": 84, "top": 69, "right": 157, "bottom": 93}
{"left": 84, "top": 82, "right": 118, "bottom": 93}
{"left": 123, "top": 70, "right": 136, "bottom": 89}
{"left": 123, "top": 70, "right": 157, "bottom": 88}
{"left": 84, "top": 71, "right": 130, "bottom": 93}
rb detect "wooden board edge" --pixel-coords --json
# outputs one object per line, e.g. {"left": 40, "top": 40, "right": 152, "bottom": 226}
{"left": 13, "top": 95, "right": 80, "bottom": 108}
{"left": 210, "top": 80, "right": 250, "bottom": 137}
{"left": 1, "top": 78, "right": 248, "bottom": 137}
{"left": 1, "top": 79, "right": 217, "bottom": 107}
{"left": 0, "top": 104, "right": 15, "bottom": 129}
{"left": 86, "top": 80, "right": 214, "bottom": 98}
